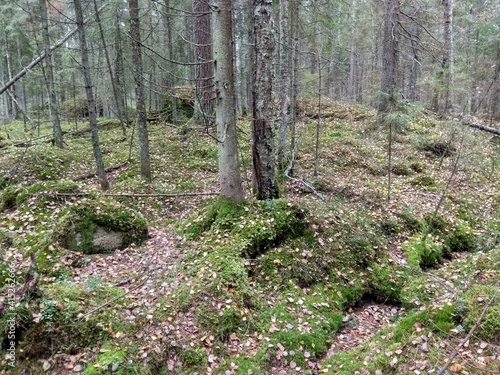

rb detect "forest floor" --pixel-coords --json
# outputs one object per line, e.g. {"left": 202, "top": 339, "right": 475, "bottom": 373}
{"left": 0, "top": 99, "right": 499, "bottom": 374}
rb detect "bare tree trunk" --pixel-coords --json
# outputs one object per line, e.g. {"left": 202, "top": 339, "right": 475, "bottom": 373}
{"left": 252, "top": 0, "right": 278, "bottom": 200}
{"left": 38, "top": 0, "right": 63, "bottom": 148}
{"left": 93, "top": 0, "right": 126, "bottom": 136}
{"left": 114, "top": 6, "right": 129, "bottom": 125}
{"left": 442, "top": 0, "right": 454, "bottom": 113}
{"left": 73, "top": 0, "right": 109, "bottom": 191}
{"left": 277, "top": 0, "right": 291, "bottom": 170}
{"left": 378, "top": 0, "right": 400, "bottom": 118}
{"left": 129, "top": 0, "right": 152, "bottom": 181}
{"left": 211, "top": 0, "right": 245, "bottom": 200}
{"left": 408, "top": 12, "right": 421, "bottom": 102}
{"left": 193, "top": 0, "right": 215, "bottom": 126}
{"left": 289, "top": 0, "right": 300, "bottom": 172}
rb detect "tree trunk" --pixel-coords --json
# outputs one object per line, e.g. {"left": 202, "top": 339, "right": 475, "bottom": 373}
{"left": 408, "top": 12, "right": 421, "bottom": 102}
{"left": 252, "top": 0, "right": 279, "bottom": 200}
{"left": 211, "top": 0, "right": 245, "bottom": 200}
{"left": 277, "top": 0, "right": 291, "bottom": 170}
{"left": 193, "top": 0, "right": 215, "bottom": 126}
{"left": 114, "top": 6, "right": 129, "bottom": 125}
{"left": 289, "top": 0, "right": 300, "bottom": 171}
{"left": 378, "top": 0, "right": 400, "bottom": 117}
{"left": 73, "top": 0, "right": 109, "bottom": 191}
{"left": 93, "top": 0, "right": 126, "bottom": 136}
{"left": 38, "top": 0, "right": 64, "bottom": 148}
{"left": 129, "top": 0, "right": 152, "bottom": 181}
{"left": 442, "top": 0, "right": 454, "bottom": 113}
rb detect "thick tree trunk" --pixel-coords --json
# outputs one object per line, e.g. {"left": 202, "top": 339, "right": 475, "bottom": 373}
{"left": 378, "top": 0, "right": 400, "bottom": 117}
{"left": 129, "top": 0, "right": 152, "bottom": 181}
{"left": 39, "top": 0, "right": 63, "bottom": 148}
{"left": 193, "top": 0, "right": 215, "bottom": 126}
{"left": 252, "top": 0, "right": 279, "bottom": 200}
{"left": 211, "top": 0, "right": 244, "bottom": 200}
{"left": 73, "top": 0, "right": 109, "bottom": 191}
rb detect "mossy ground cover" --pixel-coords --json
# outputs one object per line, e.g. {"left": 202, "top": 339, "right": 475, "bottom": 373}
{"left": 0, "top": 101, "right": 499, "bottom": 374}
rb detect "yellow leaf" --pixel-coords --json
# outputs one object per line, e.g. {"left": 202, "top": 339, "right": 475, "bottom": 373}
{"left": 449, "top": 363, "right": 462, "bottom": 373}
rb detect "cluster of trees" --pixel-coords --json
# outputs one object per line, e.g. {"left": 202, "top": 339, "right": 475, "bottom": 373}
{"left": 0, "top": 0, "right": 499, "bottom": 199}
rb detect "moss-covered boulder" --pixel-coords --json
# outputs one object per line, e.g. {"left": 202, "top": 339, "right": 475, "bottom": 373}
{"left": 163, "top": 85, "right": 195, "bottom": 123}
{"left": 53, "top": 199, "right": 148, "bottom": 254}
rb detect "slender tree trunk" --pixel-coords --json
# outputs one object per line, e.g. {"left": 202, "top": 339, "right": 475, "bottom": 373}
{"left": 4, "top": 32, "right": 17, "bottom": 120}
{"left": 193, "top": 0, "right": 215, "bottom": 126}
{"left": 252, "top": 0, "right": 278, "bottom": 200}
{"left": 277, "top": 0, "right": 291, "bottom": 170}
{"left": 378, "top": 0, "right": 400, "bottom": 118}
{"left": 114, "top": 7, "right": 129, "bottom": 125}
{"left": 289, "top": 0, "right": 300, "bottom": 172}
{"left": 408, "top": 12, "right": 421, "bottom": 102}
{"left": 39, "top": 0, "right": 64, "bottom": 148}
{"left": 442, "top": 0, "right": 454, "bottom": 113}
{"left": 129, "top": 0, "right": 152, "bottom": 181}
{"left": 93, "top": 0, "right": 126, "bottom": 136}
{"left": 73, "top": 0, "right": 109, "bottom": 191}
{"left": 211, "top": 0, "right": 245, "bottom": 200}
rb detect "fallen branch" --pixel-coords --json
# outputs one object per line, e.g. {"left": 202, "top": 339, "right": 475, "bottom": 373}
{"left": 457, "top": 117, "right": 500, "bottom": 136}
{"left": 74, "top": 162, "right": 129, "bottom": 181}
{"left": 284, "top": 147, "right": 326, "bottom": 201}
{"left": 436, "top": 289, "right": 498, "bottom": 375}
{"left": 52, "top": 191, "right": 219, "bottom": 198}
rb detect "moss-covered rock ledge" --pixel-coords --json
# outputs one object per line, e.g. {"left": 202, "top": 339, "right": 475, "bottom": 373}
{"left": 53, "top": 198, "right": 148, "bottom": 254}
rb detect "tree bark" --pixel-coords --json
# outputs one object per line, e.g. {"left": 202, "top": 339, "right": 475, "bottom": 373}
{"left": 211, "top": 0, "right": 245, "bottom": 200}
{"left": 252, "top": 0, "right": 279, "bottom": 200}
{"left": 442, "top": 0, "right": 454, "bottom": 113}
{"left": 129, "top": 0, "right": 152, "bottom": 181}
{"left": 277, "top": 0, "right": 291, "bottom": 170}
{"left": 378, "top": 0, "right": 400, "bottom": 117}
{"left": 93, "top": 0, "right": 126, "bottom": 136}
{"left": 73, "top": 0, "right": 109, "bottom": 191}
{"left": 39, "top": 0, "right": 63, "bottom": 148}
{"left": 193, "top": 0, "right": 215, "bottom": 126}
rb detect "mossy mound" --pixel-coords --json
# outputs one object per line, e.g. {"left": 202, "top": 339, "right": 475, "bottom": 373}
{"left": 1, "top": 282, "right": 132, "bottom": 360}
{"left": 461, "top": 285, "right": 499, "bottom": 342}
{"left": 53, "top": 198, "right": 148, "bottom": 254}
{"left": 183, "top": 198, "right": 307, "bottom": 258}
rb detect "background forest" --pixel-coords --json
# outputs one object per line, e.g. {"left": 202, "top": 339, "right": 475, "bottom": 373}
{"left": 0, "top": 0, "right": 499, "bottom": 374}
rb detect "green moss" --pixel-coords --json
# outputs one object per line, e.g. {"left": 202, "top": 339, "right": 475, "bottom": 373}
{"left": 53, "top": 198, "right": 148, "bottom": 254}
{"left": 403, "top": 233, "right": 443, "bottom": 269}
{"left": 411, "top": 175, "right": 435, "bottom": 187}
{"left": 368, "top": 262, "right": 403, "bottom": 303}
{"left": 84, "top": 342, "right": 127, "bottom": 375}
{"left": 0, "top": 185, "right": 25, "bottom": 211}
{"left": 410, "top": 160, "right": 425, "bottom": 173}
{"left": 179, "top": 347, "right": 207, "bottom": 368}
{"left": 443, "top": 222, "right": 477, "bottom": 255}
{"left": 392, "top": 163, "right": 412, "bottom": 176}
{"left": 462, "top": 285, "right": 500, "bottom": 341}
{"left": 397, "top": 209, "right": 421, "bottom": 233}
{"left": 379, "top": 217, "right": 401, "bottom": 235}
